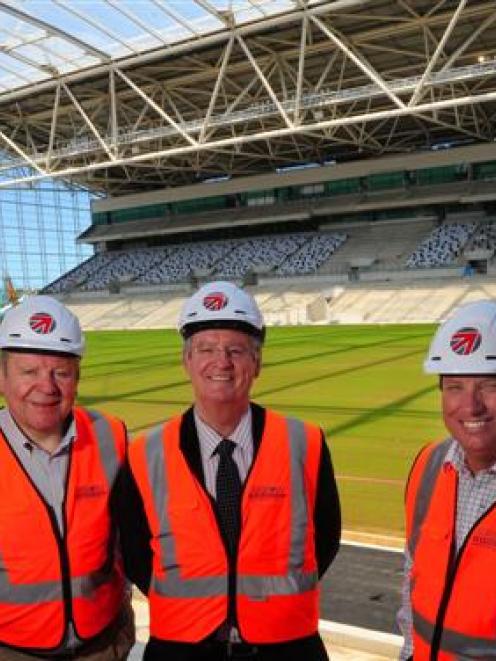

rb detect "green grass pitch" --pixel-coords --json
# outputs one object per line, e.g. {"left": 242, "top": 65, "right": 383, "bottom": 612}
{"left": 75, "top": 324, "right": 444, "bottom": 538}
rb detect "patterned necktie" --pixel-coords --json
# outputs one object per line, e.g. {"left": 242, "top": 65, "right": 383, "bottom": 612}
{"left": 215, "top": 438, "right": 242, "bottom": 557}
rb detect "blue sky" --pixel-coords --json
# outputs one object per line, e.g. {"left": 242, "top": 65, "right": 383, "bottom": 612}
{"left": 0, "top": 178, "right": 92, "bottom": 291}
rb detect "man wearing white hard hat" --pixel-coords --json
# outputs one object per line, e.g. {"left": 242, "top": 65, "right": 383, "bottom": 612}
{"left": 126, "top": 281, "right": 341, "bottom": 660}
{"left": 398, "top": 300, "right": 496, "bottom": 660}
{"left": 0, "top": 295, "right": 134, "bottom": 660}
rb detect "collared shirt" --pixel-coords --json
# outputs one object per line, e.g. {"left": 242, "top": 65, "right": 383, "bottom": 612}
{"left": 398, "top": 438, "right": 496, "bottom": 660}
{"left": 0, "top": 408, "right": 75, "bottom": 534}
{"left": 194, "top": 407, "right": 254, "bottom": 498}
{"left": 0, "top": 407, "right": 81, "bottom": 652}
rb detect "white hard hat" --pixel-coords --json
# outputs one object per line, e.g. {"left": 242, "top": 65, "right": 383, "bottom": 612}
{"left": 0, "top": 295, "right": 84, "bottom": 357}
{"left": 178, "top": 281, "right": 265, "bottom": 341}
{"left": 424, "top": 300, "right": 496, "bottom": 374}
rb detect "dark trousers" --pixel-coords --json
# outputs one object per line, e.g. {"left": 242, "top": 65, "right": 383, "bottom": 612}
{"left": 144, "top": 634, "right": 328, "bottom": 660}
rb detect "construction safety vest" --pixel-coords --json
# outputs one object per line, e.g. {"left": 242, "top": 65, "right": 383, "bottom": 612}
{"left": 0, "top": 407, "right": 127, "bottom": 652}
{"left": 129, "top": 409, "right": 322, "bottom": 643}
{"left": 406, "top": 440, "right": 496, "bottom": 660}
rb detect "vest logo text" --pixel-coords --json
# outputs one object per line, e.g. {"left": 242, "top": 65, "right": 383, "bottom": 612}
{"left": 472, "top": 530, "right": 496, "bottom": 550}
{"left": 75, "top": 484, "right": 106, "bottom": 499}
{"left": 248, "top": 485, "right": 286, "bottom": 499}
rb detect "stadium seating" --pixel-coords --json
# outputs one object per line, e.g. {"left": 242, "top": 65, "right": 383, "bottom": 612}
{"left": 44, "top": 231, "right": 349, "bottom": 293}
{"left": 465, "top": 219, "right": 496, "bottom": 251}
{"left": 214, "top": 234, "right": 308, "bottom": 278}
{"left": 45, "top": 252, "right": 115, "bottom": 294}
{"left": 406, "top": 221, "right": 476, "bottom": 268}
{"left": 45, "top": 216, "right": 496, "bottom": 307}
{"left": 275, "top": 233, "right": 347, "bottom": 275}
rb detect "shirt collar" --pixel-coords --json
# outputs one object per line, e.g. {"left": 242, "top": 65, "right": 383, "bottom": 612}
{"left": 444, "top": 438, "right": 496, "bottom": 475}
{"left": 0, "top": 407, "right": 75, "bottom": 456}
{"left": 194, "top": 406, "right": 252, "bottom": 459}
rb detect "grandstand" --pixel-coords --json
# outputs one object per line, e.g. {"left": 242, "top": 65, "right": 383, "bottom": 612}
{"left": 1, "top": 1, "right": 495, "bottom": 331}
{"left": 3, "top": 7, "right": 496, "bottom": 342}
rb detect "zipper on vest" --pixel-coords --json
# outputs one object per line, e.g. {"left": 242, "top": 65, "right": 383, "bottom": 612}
{"left": 48, "top": 503, "right": 74, "bottom": 637}
{"left": 60, "top": 449, "right": 75, "bottom": 636}
{"left": 210, "top": 489, "right": 239, "bottom": 638}
{"left": 47, "top": 447, "right": 74, "bottom": 640}
{"left": 430, "top": 491, "right": 496, "bottom": 660}
{"left": 430, "top": 474, "right": 458, "bottom": 661}
{"left": 33, "top": 450, "right": 75, "bottom": 643}
{"left": 228, "top": 548, "right": 238, "bottom": 637}
{"left": 429, "top": 533, "right": 456, "bottom": 660}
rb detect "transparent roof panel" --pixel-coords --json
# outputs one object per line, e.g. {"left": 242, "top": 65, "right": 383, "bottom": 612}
{"left": 0, "top": 0, "right": 321, "bottom": 94}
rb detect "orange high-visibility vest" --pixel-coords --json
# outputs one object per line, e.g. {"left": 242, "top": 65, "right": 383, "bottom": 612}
{"left": 406, "top": 441, "right": 496, "bottom": 660}
{"left": 129, "top": 409, "right": 322, "bottom": 643}
{"left": 0, "top": 407, "right": 127, "bottom": 652}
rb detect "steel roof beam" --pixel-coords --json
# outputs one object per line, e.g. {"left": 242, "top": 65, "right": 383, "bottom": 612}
{"left": 440, "top": 9, "right": 496, "bottom": 71}
{"left": 114, "top": 67, "right": 198, "bottom": 147}
{"left": 409, "top": 0, "right": 468, "bottom": 107}
{"left": 2, "top": 86, "right": 496, "bottom": 189}
{"left": 236, "top": 34, "right": 293, "bottom": 129}
{"left": 310, "top": 14, "right": 405, "bottom": 110}
{"left": 61, "top": 83, "right": 116, "bottom": 161}
{"left": 199, "top": 36, "right": 234, "bottom": 143}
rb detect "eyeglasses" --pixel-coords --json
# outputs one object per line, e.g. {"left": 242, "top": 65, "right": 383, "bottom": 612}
{"left": 192, "top": 345, "right": 253, "bottom": 360}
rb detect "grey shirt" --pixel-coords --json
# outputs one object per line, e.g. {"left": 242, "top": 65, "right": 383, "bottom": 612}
{"left": 0, "top": 408, "right": 75, "bottom": 533}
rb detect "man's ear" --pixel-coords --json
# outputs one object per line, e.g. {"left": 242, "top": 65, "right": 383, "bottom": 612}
{"left": 182, "top": 347, "right": 192, "bottom": 375}
{"left": 0, "top": 362, "right": 6, "bottom": 395}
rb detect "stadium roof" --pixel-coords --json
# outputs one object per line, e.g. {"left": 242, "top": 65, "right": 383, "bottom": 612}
{"left": 0, "top": 0, "right": 495, "bottom": 195}
{"left": 0, "top": 0, "right": 321, "bottom": 93}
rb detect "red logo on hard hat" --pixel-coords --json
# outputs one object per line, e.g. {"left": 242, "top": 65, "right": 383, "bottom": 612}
{"left": 450, "top": 327, "right": 482, "bottom": 356}
{"left": 29, "top": 312, "right": 56, "bottom": 335}
{"left": 203, "top": 292, "right": 228, "bottom": 311}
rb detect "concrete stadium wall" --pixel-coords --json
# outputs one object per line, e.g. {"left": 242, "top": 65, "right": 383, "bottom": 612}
{"left": 61, "top": 275, "right": 496, "bottom": 330}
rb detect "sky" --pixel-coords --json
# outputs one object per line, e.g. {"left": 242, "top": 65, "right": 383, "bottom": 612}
{"left": 0, "top": 177, "right": 92, "bottom": 292}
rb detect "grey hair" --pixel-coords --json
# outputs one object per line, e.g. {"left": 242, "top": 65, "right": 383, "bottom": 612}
{"left": 183, "top": 334, "right": 262, "bottom": 358}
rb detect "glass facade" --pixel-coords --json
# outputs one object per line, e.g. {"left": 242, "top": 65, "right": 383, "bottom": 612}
{"left": 0, "top": 179, "right": 93, "bottom": 291}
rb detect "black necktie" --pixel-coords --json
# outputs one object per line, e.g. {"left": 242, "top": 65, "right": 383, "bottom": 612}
{"left": 215, "top": 439, "right": 241, "bottom": 557}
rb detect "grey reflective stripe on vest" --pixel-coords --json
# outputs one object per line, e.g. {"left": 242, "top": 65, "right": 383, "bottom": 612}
{"left": 87, "top": 409, "right": 121, "bottom": 488}
{"left": 145, "top": 425, "right": 227, "bottom": 597}
{"left": 0, "top": 410, "right": 121, "bottom": 604}
{"left": 414, "top": 608, "right": 496, "bottom": 656}
{"left": 408, "top": 440, "right": 451, "bottom": 558}
{"left": 0, "top": 548, "right": 62, "bottom": 603}
{"left": 238, "top": 417, "right": 318, "bottom": 598}
{"left": 146, "top": 417, "right": 318, "bottom": 599}
{"left": 70, "top": 409, "right": 122, "bottom": 599}
{"left": 237, "top": 571, "right": 318, "bottom": 598}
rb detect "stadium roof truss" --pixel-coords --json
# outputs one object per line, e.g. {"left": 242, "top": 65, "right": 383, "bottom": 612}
{"left": 0, "top": 0, "right": 495, "bottom": 194}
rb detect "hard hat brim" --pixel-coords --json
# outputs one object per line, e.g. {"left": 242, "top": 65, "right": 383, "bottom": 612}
{"left": 180, "top": 319, "right": 265, "bottom": 342}
{"left": 1, "top": 346, "right": 82, "bottom": 359}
